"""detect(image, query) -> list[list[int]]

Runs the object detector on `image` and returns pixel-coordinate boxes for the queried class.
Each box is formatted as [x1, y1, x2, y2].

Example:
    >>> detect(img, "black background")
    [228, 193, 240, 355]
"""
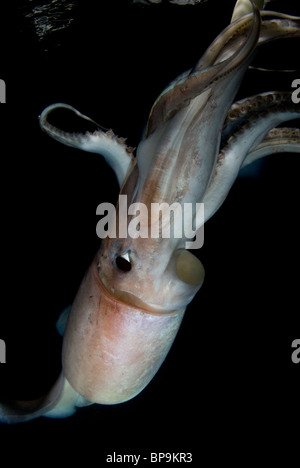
[0, 0, 299, 464]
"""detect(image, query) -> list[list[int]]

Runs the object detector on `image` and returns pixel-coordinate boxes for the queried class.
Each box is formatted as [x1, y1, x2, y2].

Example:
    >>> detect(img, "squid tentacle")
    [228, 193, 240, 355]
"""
[146, 1, 261, 136]
[202, 93, 300, 222]
[146, 8, 300, 137]
[40, 103, 135, 187]
[0, 373, 93, 424]
[243, 127, 300, 165]
[222, 92, 298, 143]
[231, 0, 266, 23]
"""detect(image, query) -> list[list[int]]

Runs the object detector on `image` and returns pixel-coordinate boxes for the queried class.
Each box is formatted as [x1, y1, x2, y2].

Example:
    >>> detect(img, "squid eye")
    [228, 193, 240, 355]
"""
[115, 252, 132, 272]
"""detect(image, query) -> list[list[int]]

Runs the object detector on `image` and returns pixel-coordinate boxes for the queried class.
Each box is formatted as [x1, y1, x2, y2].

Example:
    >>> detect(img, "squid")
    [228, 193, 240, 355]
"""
[1, 0, 299, 423]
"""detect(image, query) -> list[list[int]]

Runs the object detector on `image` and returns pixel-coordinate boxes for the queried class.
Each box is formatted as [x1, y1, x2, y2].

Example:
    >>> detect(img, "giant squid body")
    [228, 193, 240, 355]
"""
[1, 0, 299, 422]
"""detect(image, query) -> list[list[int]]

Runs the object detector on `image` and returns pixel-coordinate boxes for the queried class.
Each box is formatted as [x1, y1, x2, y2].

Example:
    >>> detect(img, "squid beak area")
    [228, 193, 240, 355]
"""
[62, 258, 185, 405]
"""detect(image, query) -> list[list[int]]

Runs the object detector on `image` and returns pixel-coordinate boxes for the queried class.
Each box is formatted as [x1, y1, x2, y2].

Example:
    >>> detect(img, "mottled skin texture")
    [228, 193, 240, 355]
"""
[62, 256, 185, 404]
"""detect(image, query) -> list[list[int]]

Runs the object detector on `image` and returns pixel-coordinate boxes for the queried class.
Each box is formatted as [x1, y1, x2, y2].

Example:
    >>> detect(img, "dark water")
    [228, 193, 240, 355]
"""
[0, 0, 299, 463]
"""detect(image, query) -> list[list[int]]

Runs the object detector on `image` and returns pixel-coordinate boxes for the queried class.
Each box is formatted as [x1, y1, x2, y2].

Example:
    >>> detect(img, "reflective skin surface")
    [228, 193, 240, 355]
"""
[0, 0, 299, 424]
